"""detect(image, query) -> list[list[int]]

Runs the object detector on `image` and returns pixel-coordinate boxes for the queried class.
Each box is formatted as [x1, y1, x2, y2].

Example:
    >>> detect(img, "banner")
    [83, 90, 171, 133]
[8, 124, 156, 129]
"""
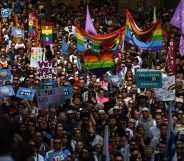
[75, 22, 125, 54]
[125, 9, 162, 51]
[63, 85, 73, 99]
[36, 86, 65, 109]
[38, 80, 57, 89]
[136, 69, 162, 88]
[154, 75, 175, 101]
[16, 87, 36, 100]
[166, 40, 175, 75]
[108, 74, 123, 85]
[42, 22, 53, 45]
[30, 47, 44, 68]
[1, 8, 11, 18]
[11, 27, 24, 38]
[0, 86, 15, 98]
[0, 69, 11, 81]
[81, 49, 116, 77]
[37, 60, 57, 80]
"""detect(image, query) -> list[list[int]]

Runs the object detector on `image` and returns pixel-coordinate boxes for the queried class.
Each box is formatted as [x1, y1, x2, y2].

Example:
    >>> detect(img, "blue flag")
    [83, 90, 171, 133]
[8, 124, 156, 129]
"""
[1, 8, 11, 18]
[0, 69, 11, 81]
[0, 86, 15, 98]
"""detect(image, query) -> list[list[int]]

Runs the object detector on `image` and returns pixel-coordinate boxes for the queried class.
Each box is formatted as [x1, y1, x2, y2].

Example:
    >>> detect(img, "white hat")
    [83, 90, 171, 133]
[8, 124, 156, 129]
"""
[176, 98, 184, 103]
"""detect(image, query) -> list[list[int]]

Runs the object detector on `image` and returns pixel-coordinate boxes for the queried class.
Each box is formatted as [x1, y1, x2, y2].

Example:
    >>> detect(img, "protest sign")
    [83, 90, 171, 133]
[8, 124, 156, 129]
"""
[1, 8, 11, 18]
[38, 80, 57, 89]
[30, 47, 44, 68]
[36, 86, 65, 109]
[63, 85, 73, 99]
[154, 75, 175, 101]
[37, 60, 57, 79]
[0, 86, 15, 98]
[16, 87, 36, 100]
[0, 69, 11, 81]
[11, 27, 24, 38]
[108, 74, 123, 85]
[136, 69, 162, 88]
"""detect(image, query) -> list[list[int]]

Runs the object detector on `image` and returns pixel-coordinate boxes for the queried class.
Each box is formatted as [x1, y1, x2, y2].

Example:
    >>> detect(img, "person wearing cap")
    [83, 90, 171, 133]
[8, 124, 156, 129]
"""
[63, 110, 79, 133]
[96, 110, 106, 128]
[175, 97, 184, 111]
[136, 107, 156, 137]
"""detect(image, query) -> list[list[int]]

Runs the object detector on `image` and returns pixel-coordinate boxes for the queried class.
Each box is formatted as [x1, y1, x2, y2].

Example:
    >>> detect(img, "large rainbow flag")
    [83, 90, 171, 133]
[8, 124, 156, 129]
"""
[125, 9, 162, 51]
[75, 22, 125, 54]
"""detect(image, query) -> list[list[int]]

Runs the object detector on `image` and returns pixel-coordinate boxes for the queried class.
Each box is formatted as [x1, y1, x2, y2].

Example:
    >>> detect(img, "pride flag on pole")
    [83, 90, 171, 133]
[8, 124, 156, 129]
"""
[125, 9, 162, 51]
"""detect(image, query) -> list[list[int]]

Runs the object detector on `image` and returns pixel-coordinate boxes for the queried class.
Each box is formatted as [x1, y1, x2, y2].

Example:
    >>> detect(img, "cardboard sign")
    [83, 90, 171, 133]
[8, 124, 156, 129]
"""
[0, 86, 15, 98]
[36, 86, 65, 109]
[63, 85, 73, 99]
[0, 69, 11, 81]
[16, 87, 36, 100]
[136, 69, 162, 88]
[11, 27, 24, 38]
[1, 8, 11, 18]
[108, 74, 123, 85]
[37, 60, 57, 80]
[38, 80, 57, 89]
[30, 47, 44, 68]
[154, 75, 175, 101]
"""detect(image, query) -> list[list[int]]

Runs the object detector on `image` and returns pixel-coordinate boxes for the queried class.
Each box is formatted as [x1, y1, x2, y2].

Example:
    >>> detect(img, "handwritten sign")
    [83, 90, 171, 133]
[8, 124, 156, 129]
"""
[37, 60, 57, 80]
[0, 69, 11, 81]
[16, 87, 36, 100]
[1, 8, 11, 18]
[36, 86, 65, 109]
[154, 75, 175, 101]
[63, 85, 73, 99]
[30, 47, 44, 68]
[0, 86, 15, 98]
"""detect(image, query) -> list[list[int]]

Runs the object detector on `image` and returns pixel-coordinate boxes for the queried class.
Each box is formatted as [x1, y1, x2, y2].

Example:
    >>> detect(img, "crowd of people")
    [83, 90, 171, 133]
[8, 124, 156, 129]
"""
[0, 0, 184, 161]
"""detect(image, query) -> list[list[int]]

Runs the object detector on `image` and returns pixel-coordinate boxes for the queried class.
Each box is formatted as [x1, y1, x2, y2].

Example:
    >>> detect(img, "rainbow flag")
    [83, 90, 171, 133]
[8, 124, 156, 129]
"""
[125, 9, 162, 51]
[29, 13, 36, 37]
[41, 22, 53, 45]
[75, 22, 125, 54]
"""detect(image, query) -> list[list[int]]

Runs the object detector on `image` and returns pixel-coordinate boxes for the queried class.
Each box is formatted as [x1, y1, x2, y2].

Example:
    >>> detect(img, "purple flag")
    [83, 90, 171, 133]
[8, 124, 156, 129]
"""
[85, 5, 97, 35]
[170, 0, 184, 56]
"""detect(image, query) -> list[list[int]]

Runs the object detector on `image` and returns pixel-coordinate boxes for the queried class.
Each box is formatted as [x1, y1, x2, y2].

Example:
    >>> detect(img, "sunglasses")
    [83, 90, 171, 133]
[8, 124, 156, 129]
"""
[142, 110, 148, 113]
[54, 142, 61, 144]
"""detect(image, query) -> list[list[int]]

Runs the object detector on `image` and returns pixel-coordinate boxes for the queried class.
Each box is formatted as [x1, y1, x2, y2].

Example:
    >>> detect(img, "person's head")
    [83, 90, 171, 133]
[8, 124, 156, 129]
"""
[126, 77, 133, 86]
[34, 130, 43, 143]
[160, 124, 168, 137]
[75, 141, 84, 152]
[145, 146, 154, 158]
[90, 74, 97, 83]
[94, 143, 103, 153]
[49, 107, 57, 119]
[128, 119, 136, 130]
[108, 115, 117, 128]
[55, 123, 64, 136]
[61, 133, 69, 145]
[155, 115, 163, 127]
[141, 107, 150, 119]
[114, 153, 124, 161]
[98, 110, 105, 120]
[53, 137, 62, 151]
[176, 141, 184, 154]
[134, 109, 141, 120]
[158, 141, 166, 153]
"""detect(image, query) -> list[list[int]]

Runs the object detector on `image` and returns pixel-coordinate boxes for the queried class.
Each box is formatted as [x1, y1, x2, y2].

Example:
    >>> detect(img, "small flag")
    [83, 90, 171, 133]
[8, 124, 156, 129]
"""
[85, 5, 97, 35]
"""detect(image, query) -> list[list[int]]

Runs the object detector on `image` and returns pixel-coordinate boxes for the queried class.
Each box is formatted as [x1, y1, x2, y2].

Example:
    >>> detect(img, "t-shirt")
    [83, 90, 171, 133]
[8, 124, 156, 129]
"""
[45, 149, 71, 161]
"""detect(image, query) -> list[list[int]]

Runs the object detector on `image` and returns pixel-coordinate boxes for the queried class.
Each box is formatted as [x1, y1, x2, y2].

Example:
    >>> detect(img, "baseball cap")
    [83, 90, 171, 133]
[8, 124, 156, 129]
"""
[142, 107, 149, 112]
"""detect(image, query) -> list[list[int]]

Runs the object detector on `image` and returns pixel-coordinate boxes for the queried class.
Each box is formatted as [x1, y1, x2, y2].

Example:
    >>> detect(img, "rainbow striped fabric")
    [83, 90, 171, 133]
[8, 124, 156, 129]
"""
[29, 13, 36, 37]
[41, 22, 53, 45]
[75, 22, 125, 54]
[125, 9, 162, 51]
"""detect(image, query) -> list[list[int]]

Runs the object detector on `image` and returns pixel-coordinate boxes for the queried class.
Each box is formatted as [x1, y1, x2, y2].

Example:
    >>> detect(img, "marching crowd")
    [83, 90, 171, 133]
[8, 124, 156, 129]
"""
[0, 0, 184, 161]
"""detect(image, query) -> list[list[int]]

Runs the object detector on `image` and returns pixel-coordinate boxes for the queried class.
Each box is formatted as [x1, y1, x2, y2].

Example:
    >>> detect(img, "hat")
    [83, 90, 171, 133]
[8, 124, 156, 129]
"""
[142, 107, 150, 112]
[113, 106, 120, 110]
[129, 46, 136, 53]
[66, 110, 75, 114]
[176, 98, 184, 103]
[98, 110, 105, 114]
[179, 130, 184, 135]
